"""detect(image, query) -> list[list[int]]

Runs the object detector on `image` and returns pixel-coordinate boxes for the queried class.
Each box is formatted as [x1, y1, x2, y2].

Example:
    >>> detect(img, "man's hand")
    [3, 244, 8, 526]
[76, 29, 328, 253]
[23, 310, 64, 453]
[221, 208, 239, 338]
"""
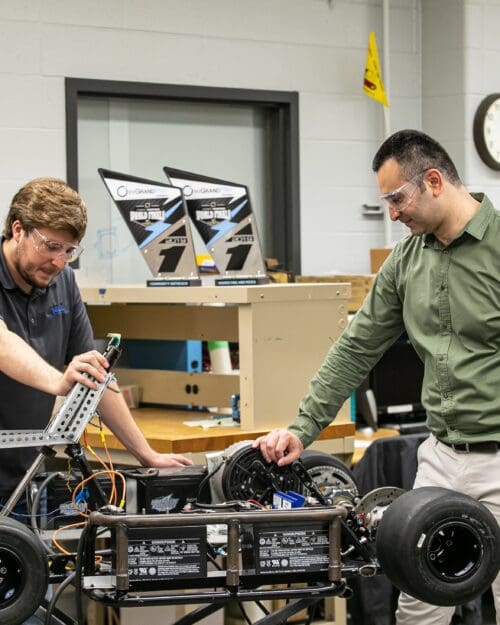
[146, 451, 193, 467]
[252, 428, 304, 466]
[0, 320, 111, 397]
[54, 350, 109, 396]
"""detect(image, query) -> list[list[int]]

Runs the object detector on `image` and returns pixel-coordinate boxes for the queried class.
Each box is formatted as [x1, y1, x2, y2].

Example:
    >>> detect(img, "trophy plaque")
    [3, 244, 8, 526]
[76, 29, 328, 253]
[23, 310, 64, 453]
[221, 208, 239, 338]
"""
[99, 169, 200, 286]
[163, 167, 268, 286]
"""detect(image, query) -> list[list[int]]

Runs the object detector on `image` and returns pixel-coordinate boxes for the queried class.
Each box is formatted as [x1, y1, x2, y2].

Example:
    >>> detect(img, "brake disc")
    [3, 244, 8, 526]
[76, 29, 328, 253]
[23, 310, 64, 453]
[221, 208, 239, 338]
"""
[354, 486, 406, 515]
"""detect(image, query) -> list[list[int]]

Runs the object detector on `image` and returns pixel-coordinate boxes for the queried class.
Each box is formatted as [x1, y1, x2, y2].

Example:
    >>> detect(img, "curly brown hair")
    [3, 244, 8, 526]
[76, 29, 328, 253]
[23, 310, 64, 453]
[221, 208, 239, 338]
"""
[3, 177, 87, 240]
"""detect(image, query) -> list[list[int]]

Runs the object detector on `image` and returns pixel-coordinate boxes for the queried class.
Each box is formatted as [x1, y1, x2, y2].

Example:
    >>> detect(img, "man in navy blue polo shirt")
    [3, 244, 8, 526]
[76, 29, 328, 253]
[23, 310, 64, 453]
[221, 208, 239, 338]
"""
[0, 177, 192, 503]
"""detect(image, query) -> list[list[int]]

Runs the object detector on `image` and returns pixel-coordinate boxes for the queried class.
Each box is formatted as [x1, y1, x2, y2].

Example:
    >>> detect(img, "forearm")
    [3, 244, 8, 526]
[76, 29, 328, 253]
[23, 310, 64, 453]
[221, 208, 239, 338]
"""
[97, 388, 158, 466]
[289, 261, 405, 447]
[0, 321, 62, 394]
[288, 320, 386, 447]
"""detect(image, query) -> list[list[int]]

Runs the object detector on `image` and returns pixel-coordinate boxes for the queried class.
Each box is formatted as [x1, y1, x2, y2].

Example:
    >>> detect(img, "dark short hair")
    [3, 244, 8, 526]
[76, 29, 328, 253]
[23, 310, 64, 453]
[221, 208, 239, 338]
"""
[372, 129, 461, 185]
[4, 177, 87, 240]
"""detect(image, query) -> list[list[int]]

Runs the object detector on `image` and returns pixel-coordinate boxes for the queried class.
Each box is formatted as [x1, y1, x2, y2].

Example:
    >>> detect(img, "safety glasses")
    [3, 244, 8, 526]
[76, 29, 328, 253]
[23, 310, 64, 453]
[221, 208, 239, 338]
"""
[29, 228, 84, 263]
[380, 173, 424, 213]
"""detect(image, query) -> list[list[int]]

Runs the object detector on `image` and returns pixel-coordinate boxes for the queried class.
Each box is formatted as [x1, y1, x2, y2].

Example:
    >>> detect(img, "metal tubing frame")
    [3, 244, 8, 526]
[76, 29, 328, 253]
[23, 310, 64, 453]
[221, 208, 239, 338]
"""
[88, 583, 344, 608]
[86, 506, 348, 605]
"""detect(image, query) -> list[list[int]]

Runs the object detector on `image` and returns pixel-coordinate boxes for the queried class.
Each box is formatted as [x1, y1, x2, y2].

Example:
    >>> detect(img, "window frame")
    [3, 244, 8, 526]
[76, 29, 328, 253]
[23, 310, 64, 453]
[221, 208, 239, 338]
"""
[65, 77, 301, 274]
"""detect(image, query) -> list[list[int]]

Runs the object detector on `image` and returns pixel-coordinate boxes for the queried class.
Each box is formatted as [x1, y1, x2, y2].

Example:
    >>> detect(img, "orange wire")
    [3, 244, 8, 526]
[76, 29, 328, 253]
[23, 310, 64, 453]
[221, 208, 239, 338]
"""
[99, 423, 117, 504]
[71, 470, 127, 518]
[51, 520, 86, 555]
[51, 520, 103, 563]
[51, 468, 126, 559]
[82, 430, 118, 505]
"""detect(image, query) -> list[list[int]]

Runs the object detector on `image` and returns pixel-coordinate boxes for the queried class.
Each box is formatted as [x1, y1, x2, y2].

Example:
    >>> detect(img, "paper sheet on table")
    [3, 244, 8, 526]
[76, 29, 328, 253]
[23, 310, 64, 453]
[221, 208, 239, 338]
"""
[183, 417, 238, 429]
[354, 439, 373, 449]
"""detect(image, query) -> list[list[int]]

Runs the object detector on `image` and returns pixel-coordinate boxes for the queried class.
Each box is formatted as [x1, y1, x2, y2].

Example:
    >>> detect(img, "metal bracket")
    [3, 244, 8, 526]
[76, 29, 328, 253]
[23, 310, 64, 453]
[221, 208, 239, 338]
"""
[0, 372, 116, 449]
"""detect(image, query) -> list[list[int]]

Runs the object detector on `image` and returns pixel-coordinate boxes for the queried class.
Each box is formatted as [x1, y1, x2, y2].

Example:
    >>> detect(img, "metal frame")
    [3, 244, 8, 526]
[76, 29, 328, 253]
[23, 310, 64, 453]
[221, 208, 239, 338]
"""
[77, 506, 356, 625]
[65, 77, 301, 274]
[0, 337, 121, 516]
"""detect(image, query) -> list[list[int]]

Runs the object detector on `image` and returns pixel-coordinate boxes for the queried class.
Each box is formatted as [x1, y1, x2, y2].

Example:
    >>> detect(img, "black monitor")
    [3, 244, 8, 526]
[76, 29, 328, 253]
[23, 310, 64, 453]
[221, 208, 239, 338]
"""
[356, 333, 425, 429]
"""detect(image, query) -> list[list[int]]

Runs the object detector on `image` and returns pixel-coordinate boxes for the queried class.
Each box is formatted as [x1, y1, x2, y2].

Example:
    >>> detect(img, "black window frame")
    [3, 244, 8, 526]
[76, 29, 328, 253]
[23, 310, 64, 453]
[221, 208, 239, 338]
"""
[65, 77, 301, 274]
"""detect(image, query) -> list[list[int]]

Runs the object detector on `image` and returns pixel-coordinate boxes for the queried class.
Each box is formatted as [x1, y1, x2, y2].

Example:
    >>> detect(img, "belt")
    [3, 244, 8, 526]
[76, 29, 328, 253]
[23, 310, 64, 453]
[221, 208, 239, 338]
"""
[439, 440, 499, 453]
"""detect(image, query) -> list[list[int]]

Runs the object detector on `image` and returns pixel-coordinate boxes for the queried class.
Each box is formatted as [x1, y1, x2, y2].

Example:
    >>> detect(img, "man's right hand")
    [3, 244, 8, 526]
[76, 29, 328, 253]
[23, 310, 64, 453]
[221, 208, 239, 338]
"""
[252, 428, 304, 466]
[54, 350, 109, 396]
[0, 322, 111, 397]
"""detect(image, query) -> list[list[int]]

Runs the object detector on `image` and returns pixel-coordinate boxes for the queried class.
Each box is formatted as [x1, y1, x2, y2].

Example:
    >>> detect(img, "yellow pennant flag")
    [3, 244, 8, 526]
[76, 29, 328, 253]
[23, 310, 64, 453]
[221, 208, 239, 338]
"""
[363, 31, 389, 107]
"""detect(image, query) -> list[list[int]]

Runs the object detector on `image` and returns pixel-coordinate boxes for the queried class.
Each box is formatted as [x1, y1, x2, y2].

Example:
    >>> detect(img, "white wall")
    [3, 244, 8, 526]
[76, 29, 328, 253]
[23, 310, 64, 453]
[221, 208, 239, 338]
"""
[422, 0, 500, 206]
[463, 0, 500, 204]
[4, 0, 492, 278]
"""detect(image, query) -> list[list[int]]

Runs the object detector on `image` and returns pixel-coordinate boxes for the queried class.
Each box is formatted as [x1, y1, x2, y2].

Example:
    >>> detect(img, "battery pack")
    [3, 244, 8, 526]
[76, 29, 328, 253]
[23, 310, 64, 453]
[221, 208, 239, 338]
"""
[254, 522, 329, 574]
[133, 465, 209, 514]
[128, 525, 207, 590]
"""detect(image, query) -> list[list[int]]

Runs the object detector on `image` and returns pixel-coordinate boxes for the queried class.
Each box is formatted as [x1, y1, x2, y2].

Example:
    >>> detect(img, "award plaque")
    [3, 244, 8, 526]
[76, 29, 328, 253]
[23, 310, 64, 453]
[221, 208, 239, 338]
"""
[99, 169, 200, 286]
[163, 167, 269, 286]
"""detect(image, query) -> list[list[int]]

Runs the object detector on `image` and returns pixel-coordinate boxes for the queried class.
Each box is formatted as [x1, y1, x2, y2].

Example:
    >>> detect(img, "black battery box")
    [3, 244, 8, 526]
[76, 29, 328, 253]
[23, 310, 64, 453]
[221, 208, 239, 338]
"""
[34, 472, 114, 529]
[35, 465, 208, 528]
[127, 525, 208, 590]
[130, 465, 209, 514]
[252, 522, 330, 574]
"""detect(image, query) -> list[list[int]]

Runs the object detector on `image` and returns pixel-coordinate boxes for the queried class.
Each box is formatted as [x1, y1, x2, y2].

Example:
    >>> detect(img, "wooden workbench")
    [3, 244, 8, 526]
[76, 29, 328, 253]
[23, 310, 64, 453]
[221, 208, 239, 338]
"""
[85, 406, 355, 456]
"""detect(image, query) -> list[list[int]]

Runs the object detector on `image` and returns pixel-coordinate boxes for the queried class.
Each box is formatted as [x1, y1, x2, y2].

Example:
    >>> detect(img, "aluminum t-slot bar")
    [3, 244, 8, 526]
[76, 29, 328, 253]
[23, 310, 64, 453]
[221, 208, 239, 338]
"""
[0, 372, 116, 449]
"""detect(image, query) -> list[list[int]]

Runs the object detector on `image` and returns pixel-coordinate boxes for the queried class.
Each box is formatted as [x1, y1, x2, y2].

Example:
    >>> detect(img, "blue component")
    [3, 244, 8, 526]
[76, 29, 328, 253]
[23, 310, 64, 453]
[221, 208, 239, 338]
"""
[231, 394, 240, 423]
[75, 488, 90, 503]
[272, 490, 305, 509]
[350, 392, 357, 422]
[120, 339, 202, 372]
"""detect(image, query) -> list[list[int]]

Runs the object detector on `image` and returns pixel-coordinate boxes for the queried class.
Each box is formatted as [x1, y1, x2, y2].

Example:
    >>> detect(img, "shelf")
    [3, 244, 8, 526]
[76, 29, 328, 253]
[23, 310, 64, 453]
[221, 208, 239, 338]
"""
[82, 283, 351, 432]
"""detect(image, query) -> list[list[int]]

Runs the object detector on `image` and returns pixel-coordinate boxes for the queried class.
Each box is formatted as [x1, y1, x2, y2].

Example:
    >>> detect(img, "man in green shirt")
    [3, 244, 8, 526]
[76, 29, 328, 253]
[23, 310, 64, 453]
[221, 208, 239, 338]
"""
[253, 129, 500, 624]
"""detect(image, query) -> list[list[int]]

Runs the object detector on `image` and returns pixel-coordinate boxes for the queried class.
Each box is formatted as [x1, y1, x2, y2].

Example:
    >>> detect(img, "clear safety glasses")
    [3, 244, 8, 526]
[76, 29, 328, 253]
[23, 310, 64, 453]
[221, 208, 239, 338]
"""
[380, 173, 424, 213]
[29, 228, 84, 263]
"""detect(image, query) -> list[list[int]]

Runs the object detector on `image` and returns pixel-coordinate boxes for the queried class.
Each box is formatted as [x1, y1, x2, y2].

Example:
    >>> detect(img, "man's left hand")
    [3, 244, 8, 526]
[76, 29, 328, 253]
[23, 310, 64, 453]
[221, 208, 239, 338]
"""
[146, 452, 193, 467]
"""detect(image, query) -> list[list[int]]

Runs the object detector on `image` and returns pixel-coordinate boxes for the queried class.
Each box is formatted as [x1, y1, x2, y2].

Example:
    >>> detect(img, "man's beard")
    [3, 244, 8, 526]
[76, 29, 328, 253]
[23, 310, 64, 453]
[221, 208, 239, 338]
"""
[14, 246, 58, 289]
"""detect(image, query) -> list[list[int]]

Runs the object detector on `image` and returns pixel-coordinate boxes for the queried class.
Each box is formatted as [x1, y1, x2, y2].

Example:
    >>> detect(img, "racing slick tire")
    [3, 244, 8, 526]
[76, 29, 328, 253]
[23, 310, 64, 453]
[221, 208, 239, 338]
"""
[376, 487, 500, 606]
[0, 515, 49, 625]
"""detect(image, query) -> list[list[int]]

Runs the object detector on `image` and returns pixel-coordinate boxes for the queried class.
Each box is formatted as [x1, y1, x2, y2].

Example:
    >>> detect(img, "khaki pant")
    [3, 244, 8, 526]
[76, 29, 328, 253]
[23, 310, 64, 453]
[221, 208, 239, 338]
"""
[396, 434, 500, 625]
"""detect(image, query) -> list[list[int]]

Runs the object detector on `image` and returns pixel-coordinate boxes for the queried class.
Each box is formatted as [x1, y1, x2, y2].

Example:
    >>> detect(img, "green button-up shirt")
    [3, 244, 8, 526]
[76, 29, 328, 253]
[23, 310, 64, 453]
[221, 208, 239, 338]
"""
[289, 194, 500, 447]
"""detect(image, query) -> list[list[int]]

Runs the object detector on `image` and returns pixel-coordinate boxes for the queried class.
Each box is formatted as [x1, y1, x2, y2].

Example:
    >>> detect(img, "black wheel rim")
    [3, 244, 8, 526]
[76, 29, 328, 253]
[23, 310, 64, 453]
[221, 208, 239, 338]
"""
[0, 546, 24, 607]
[425, 520, 482, 582]
[222, 446, 297, 504]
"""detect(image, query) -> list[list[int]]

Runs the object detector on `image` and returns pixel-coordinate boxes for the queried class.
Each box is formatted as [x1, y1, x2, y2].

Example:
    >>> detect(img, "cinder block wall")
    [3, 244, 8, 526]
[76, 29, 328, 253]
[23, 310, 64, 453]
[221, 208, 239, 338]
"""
[422, 0, 500, 210]
[0, 1, 496, 276]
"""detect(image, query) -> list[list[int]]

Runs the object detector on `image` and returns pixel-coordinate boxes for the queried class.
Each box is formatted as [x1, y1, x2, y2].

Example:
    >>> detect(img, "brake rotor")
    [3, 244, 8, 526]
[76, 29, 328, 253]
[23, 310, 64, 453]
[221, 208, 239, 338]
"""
[354, 486, 406, 515]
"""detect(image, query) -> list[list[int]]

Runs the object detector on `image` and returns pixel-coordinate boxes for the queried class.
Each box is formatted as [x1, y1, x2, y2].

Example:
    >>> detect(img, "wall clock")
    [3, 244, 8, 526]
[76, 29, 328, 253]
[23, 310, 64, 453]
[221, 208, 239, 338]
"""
[473, 93, 500, 170]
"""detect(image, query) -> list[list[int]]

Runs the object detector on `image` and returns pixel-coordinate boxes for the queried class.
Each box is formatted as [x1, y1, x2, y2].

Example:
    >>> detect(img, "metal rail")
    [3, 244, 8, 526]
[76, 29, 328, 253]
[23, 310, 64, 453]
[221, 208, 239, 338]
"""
[87, 505, 348, 601]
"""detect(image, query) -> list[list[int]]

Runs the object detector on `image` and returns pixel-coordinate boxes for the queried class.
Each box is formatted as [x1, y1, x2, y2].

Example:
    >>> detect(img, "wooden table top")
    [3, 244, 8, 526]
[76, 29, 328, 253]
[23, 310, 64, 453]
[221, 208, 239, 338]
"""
[85, 407, 355, 454]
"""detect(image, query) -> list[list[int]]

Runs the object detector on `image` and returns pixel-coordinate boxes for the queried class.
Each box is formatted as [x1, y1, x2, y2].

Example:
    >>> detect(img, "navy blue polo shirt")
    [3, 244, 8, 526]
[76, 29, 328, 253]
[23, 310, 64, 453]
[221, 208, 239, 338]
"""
[0, 238, 94, 494]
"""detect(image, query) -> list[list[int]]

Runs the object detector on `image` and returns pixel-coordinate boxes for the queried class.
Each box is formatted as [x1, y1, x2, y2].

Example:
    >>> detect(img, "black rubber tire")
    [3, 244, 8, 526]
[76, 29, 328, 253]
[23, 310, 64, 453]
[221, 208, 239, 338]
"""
[0, 515, 49, 625]
[376, 487, 500, 606]
[300, 450, 359, 497]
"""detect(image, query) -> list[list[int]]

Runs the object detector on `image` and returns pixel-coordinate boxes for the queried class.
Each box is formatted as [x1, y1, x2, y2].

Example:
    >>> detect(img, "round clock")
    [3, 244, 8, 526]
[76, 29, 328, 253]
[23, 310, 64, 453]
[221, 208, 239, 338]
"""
[473, 93, 500, 170]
